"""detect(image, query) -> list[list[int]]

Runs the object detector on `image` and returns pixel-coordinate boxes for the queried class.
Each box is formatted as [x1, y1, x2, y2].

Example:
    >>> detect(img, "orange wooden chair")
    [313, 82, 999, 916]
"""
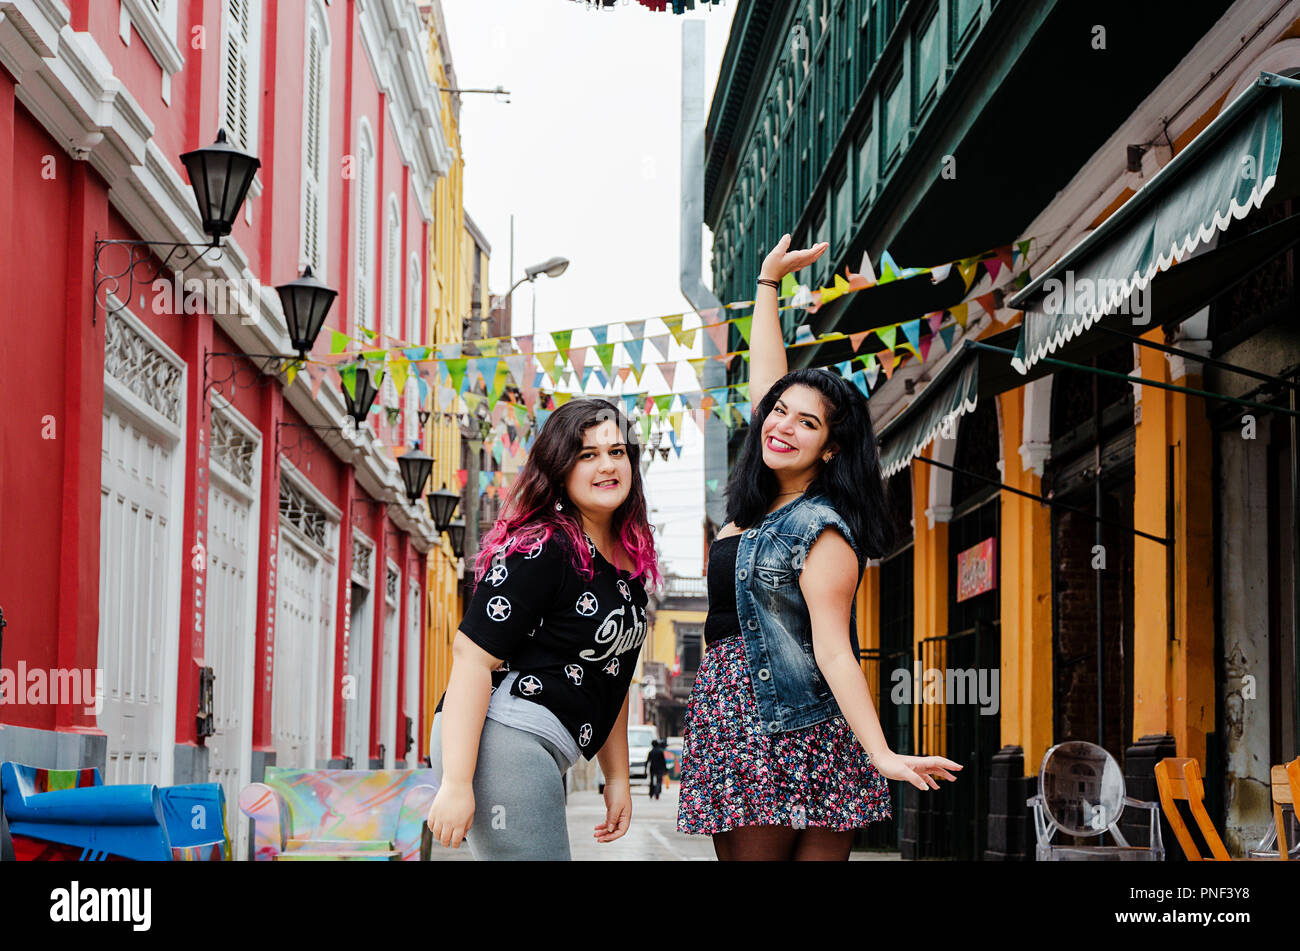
[1154, 757, 1275, 861]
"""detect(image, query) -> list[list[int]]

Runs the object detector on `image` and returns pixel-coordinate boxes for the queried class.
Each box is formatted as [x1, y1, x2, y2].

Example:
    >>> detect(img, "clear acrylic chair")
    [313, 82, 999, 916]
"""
[1028, 740, 1165, 860]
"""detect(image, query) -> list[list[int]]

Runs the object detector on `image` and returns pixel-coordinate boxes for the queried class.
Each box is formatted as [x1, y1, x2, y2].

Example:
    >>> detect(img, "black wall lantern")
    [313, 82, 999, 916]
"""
[95, 129, 261, 326]
[180, 129, 262, 244]
[343, 366, 381, 425]
[426, 485, 460, 532]
[398, 449, 434, 503]
[447, 518, 466, 559]
[277, 265, 338, 359]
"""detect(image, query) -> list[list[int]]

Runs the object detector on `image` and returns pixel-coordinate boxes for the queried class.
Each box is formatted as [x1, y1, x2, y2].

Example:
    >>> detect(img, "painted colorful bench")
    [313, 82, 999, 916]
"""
[238, 767, 437, 861]
[0, 761, 229, 861]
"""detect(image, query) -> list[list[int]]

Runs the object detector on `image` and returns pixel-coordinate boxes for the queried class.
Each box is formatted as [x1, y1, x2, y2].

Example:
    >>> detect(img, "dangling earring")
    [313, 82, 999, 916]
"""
[555, 500, 564, 512]
[823, 453, 834, 463]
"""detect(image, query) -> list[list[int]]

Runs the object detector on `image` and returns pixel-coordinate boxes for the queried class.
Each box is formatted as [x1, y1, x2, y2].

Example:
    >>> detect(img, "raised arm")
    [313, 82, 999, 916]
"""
[750, 234, 829, 410]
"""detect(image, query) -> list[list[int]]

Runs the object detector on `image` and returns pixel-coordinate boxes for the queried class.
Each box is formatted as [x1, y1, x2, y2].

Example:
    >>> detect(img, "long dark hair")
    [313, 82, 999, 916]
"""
[724, 368, 893, 559]
[474, 397, 660, 588]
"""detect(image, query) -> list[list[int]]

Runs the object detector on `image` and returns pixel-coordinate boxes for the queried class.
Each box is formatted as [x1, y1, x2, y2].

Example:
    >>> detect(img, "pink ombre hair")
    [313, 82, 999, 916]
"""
[472, 398, 661, 591]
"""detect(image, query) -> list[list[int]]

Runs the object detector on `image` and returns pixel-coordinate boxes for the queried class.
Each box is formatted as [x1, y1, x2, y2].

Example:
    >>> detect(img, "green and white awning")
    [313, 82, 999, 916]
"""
[1009, 71, 1300, 374]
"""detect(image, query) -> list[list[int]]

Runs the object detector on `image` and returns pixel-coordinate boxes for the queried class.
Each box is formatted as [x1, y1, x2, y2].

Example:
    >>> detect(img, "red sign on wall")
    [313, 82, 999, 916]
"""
[956, 537, 997, 602]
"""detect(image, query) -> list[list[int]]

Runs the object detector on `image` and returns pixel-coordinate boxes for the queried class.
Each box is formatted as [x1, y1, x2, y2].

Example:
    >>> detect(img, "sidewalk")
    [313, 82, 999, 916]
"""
[427, 782, 903, 861]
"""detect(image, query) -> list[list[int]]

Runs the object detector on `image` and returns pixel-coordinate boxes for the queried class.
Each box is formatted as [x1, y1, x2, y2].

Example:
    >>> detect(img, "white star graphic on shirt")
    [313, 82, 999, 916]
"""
[518, 675, 542, 696]
[584, 533, 596, 557]
[575, 592, 598, 616]
[617, 579, 631, 601]
[564, 664, 584, 685]
[603, 657, 620, 676]
[578, 723, 593, 747]
[486, 563, 509, 587]
[525, 539, 544, 559]
[486, 596, 511, 621]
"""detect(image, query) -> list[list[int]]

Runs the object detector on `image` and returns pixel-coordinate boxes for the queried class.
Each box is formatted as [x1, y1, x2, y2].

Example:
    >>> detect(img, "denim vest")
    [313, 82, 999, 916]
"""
[735, 492, 864, 734]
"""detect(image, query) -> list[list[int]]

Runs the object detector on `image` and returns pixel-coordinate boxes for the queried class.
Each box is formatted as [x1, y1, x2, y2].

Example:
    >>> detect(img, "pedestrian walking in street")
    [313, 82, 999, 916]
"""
[676, 234, 962, 861]
[427, 398, 661, 859]
[648, 739, 668, 800]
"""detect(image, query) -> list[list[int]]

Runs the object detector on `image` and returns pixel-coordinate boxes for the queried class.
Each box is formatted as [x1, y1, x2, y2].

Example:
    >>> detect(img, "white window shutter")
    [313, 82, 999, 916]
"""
[407, 254, 421, 345]
[301, 12, 324, 273]
[223, 0, 254, 151]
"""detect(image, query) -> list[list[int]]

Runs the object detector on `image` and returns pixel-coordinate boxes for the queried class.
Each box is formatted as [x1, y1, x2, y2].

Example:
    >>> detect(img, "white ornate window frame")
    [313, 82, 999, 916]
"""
[119, 0, 185, 104]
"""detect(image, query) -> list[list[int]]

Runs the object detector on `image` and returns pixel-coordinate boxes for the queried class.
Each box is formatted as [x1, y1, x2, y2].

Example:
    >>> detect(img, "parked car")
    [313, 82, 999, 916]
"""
[597, 724, 660, 793]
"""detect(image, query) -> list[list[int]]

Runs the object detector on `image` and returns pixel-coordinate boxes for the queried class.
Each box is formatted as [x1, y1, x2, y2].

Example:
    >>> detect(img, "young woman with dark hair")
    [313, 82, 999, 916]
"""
[676, 234, 962, 861]
[426, 397, 660, 860]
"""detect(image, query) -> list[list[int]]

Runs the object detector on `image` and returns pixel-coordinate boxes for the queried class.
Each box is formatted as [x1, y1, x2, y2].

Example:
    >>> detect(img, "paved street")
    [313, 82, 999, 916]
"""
[427, 781, 902, 861]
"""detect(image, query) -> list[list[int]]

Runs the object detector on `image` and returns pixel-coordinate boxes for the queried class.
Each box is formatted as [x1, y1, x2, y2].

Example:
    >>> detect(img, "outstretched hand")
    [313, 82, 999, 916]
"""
[871, 751, 963, 791]
[759, 233, 829, 282]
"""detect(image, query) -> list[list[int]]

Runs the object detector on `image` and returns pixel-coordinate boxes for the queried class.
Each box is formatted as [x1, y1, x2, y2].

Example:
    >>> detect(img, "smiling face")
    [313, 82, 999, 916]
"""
[564, 418, 632, 520]
[760, 383, 835, 477]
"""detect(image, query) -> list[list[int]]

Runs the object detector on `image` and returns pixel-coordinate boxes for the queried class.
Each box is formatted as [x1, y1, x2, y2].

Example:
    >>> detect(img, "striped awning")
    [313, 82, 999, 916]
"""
[1008, 71, 1300, 374]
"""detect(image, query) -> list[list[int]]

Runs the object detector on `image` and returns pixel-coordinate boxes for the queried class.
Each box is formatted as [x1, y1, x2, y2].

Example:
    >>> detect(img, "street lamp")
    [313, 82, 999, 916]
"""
[179, 129, 261, 244]
[446, 519, 466, 559]
[397, 450, 434, 503]
[426, 485, 460, 533]
[276, 265, 337, 360]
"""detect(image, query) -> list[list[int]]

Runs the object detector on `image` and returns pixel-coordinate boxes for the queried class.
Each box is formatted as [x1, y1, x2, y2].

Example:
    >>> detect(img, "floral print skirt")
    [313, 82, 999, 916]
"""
[676, 633, 892, 834]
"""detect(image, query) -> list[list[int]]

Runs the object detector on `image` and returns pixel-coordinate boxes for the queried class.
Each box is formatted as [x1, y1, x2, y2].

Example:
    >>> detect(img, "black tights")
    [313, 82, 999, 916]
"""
[712, 825, 854, 861]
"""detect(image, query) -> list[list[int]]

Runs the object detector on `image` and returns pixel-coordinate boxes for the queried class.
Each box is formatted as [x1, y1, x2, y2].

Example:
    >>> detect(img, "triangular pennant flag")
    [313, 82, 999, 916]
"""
[704, 320, 729, 357]
[878, 250, 901, 283]
[630, 363, 646, 385]
[488, 361, 511, 408]
[686, 356, 710, 385]
[624, 337, 646, 374]
[359, 326, 379, 342]
[929, 263, 953, 284]
[515, 334, 534, 354]
[780, 273, 798, 297]
[918, 335, 932, 362]
[662, 314, 687, 347]
[445, 357, 468, 393]
[285, 361, 300, 388]
[594, 342, 615, 377]
[794, 324, 815, 345]
[956, 259, 979, 291]
[471, 356, 496, 390]
[733, 316, 753, 345]
[658, 361, 676, 391]
[975, 292, 997, 318]
[864, 353, 879, 390]
[899, 319, 922, 358]
[833, 273, 851, 295]
[330, 329, 351, 354]
[625, 320, 647, 342]
[653, 394, 675, 416]
[536, 408, 553, 432]
[984, 258, 1003, 283]
[590, 325, 608, 346]
[706, 478, 719, 493]
[617, 366, 632, 383]
[536, 350, 561, 385]
[580, 364, 595, 391]
[851, 369, 870, 398]
[477, 339, 499, 357]
[880, 354, 897, 380]
[552, 391, 573, 407]
[875, 324, 897, 351]
[339, 363, 358, 400]
[551, 329, 573, 364]
[312, 366, 326, 399]
[939, 324, 956, 351]
[996, 245, 1015, 269]
[649, 333, 672, 360]
[735, 400, 751, 420]
[928, 312, 944, 335]
[849, 331, 870, 353]
[1016, 239, 1033, 265]
[668, 411, 684, 441]
[790, 284, 814, 308]
[504, 354, 529, 386]
[950, 302, 970, 329]
[858, 250, 877, 283]
[568, 346, 587, 380]
[389, 359, 410, 396]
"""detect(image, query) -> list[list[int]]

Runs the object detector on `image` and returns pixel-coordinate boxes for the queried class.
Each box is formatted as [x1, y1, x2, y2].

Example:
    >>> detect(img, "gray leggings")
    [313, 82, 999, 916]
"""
[428, 711, 573, 860]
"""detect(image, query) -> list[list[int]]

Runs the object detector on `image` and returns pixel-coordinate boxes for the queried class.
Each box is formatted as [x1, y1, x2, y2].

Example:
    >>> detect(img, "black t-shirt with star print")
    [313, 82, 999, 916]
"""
[433, 531, 650, 760]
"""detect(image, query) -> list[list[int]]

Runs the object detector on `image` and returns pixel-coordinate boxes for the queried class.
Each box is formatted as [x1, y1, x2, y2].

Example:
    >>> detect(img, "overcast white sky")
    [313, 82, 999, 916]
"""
[441, 0, 738, 577]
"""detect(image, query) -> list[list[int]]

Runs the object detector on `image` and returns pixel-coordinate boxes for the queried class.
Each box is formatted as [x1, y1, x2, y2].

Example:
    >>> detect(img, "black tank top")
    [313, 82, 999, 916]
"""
[702, 533, 742, 646]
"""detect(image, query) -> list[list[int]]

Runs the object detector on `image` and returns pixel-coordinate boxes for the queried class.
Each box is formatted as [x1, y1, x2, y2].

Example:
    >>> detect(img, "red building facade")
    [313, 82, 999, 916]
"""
[0, 0, 450, 855]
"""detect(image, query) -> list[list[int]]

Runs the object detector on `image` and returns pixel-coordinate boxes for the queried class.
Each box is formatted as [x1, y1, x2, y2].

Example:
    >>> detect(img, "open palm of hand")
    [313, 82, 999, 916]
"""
[872, 751, 963, 791]
[759, 233, 829, 282]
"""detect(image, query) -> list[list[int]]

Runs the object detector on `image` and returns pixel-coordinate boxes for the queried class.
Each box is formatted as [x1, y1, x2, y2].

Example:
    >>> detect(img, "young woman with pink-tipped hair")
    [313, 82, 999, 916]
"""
[425, 397, 660, 860]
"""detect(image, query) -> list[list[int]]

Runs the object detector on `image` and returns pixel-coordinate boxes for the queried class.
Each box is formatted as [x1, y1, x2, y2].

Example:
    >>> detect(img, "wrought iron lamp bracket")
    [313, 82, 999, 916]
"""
[93, 234, 225, 326]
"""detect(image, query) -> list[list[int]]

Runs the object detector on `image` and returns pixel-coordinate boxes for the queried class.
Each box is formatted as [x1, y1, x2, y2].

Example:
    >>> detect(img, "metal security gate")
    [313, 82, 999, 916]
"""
[98, 311, 185, 787]
[204, 406, 259, 859]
